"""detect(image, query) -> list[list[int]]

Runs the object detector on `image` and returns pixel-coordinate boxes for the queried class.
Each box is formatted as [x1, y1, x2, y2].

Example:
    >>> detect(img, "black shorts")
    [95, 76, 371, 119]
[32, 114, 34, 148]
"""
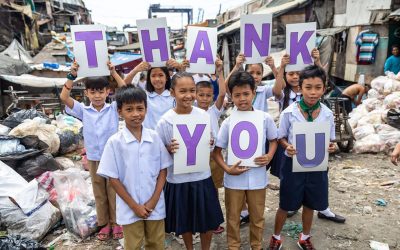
[279, 156, 329, 211]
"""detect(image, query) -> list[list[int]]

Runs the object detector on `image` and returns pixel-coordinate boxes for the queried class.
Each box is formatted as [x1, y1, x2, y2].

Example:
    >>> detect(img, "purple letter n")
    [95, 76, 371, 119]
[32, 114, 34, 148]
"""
[177, 124, 206, 166]
[231, 121, 258, 159]
[289, 31, 314, 64]
[140, 28, 169, 62]
[244, 23, 271, 57]
[74, 31, 103, 68]
[295, 133, 325, 168]
[189, 31, 214, 64]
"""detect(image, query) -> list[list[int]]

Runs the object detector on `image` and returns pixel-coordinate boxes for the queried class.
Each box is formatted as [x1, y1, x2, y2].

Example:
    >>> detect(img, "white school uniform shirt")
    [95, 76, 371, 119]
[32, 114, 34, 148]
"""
[207, 104, 224, 142]
[97, 126, 173, 225]
[278, 102, 335, 157]
[279, 89, 302, 112]
[216, 111, 278, 190]
[65, 100, 119, 161]
[156, 107, 211, 184]
[144, 90, 174, 130]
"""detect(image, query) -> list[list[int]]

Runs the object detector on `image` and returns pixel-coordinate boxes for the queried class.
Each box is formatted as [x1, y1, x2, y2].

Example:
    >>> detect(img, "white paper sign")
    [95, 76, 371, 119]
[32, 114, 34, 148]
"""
[173, 113, 211, 174]
[293, 122, 330, 172]
[186, 26, 217, 74]
[228, 110, 264, 167]
[137, 18, 171, 67]
[285, 22, 316, 72]
[240, 14, 272, 64]
[71, 25, 109, 77]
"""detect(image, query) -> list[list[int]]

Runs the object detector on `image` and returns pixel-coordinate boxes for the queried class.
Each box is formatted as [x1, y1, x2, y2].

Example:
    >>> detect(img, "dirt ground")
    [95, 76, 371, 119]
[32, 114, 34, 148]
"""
[44, 152, 400, 250]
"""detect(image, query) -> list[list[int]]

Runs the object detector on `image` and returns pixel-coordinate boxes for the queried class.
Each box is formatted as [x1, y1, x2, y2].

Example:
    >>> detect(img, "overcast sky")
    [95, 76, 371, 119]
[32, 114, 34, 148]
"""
[83, 0, 250, 29]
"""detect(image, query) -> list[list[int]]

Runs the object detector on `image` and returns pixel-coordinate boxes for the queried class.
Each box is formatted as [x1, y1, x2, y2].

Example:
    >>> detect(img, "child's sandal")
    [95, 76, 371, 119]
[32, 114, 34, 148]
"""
[97, 225, 111, 241]
[112, 225, 124, 240]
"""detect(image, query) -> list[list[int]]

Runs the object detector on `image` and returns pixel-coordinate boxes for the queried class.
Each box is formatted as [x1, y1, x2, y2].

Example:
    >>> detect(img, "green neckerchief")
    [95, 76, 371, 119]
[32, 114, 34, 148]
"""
[299, 98, 320, 122]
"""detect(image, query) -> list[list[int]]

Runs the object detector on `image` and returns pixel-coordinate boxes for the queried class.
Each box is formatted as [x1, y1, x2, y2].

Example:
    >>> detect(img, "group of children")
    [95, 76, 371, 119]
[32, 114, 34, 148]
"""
[60, 49, 342, 250]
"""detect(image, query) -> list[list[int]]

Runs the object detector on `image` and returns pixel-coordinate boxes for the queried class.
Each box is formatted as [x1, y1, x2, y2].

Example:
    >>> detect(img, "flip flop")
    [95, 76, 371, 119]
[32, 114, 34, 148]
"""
[213, 226, 225, 234]
[97, 225, 111, 241]
[112, 225, 124, 240]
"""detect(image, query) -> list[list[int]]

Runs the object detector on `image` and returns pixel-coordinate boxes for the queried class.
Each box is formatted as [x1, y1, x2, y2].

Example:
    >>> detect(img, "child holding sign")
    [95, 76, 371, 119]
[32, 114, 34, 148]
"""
[97, 86, 172, 250]
[268, 65, 336, 250]
[60, 61, 126, 240]
[213, 71, 278, 250]
[156, 72, 224, 250]
[195, 58, 226, 234]
[124, 60, 178, 129]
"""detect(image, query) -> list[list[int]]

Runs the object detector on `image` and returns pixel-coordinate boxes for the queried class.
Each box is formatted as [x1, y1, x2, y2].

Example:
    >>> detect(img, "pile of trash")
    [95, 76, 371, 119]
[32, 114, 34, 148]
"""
[349, 72, 400, 153]
[0, 111, 94, 248]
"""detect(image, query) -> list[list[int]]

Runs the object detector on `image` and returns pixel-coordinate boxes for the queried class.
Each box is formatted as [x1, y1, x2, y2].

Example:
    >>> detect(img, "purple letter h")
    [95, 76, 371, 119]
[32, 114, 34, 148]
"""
[141, 28, 169, 62]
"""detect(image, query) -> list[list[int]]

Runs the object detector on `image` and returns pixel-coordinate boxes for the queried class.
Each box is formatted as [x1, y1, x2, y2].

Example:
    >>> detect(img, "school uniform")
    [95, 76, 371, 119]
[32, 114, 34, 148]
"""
[144, 90, 174, 130]
[97, 127, 173, 250]
[65, 99, 119, 226]
[156, 106, 224, 235]
[216, 110, 277, 250]
[208, 104, 225, 189]
[278, 102, 335, 211]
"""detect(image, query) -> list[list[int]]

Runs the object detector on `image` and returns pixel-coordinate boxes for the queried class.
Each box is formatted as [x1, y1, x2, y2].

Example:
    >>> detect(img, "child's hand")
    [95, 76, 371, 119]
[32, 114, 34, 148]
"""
[311, 48, 320, 61]
[227, 160, 249, 175]
[70, 61, 79, 77]
[264, 56, 275, 68]
[286, 144, 297, 156]
[328, 142, 336, 153]
[135, 61, 151, 72]
[215, 56, 223, 73]
[180, 58, 190, 71]
[254, 154, 271, 166]
[280, 54, 290, 68]
[132, 204, 150, 219]
[166, 58, 180, 69]
[144, 199, 157, 213]
[235, 53, 245, 69]
[167, 139, 179, 154]
[107, 61, 116, 73]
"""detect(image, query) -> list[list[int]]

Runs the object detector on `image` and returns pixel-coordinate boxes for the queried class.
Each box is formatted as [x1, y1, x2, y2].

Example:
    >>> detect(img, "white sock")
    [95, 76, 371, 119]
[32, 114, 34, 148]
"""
[300, 233, 310, 241]
[240, 210, 249, 217]
[319, 208, 335, 217]
[273, 234, 281, 240]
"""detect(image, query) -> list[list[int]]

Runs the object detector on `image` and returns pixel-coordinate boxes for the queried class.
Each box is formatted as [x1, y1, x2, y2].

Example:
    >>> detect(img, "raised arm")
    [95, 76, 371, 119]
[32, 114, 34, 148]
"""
[225, 53, 245, 95]
[108, 61, 126, 88]
[60, 61, 78, 109]
[312, 48, 323, 68]
[265, 56, 278, 78]
[215, 57, 227, 110]
[123, 61, 151, 84]
[272, 54, 290, 99]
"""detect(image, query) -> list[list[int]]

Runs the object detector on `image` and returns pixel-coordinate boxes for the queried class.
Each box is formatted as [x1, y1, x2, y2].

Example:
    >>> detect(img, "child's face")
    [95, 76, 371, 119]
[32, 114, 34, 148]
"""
[85, 88, 110, 108]
[301, 77, 325, 106]
[246, 64, 263, 86]
[149, 68, 167, 92]
[196, 86, 213, 110]
[285, 71, 300, 88]
[231, 84, 255, 111]
[118, 101, 146, 129]
[171, 77, 196, 110]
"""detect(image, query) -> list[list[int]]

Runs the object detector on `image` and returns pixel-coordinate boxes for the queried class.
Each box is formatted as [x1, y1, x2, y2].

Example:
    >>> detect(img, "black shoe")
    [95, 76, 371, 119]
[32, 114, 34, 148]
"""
[287, 210, 298, 218]
[240, 214, 250, 225]
[317, 212, 346, 223]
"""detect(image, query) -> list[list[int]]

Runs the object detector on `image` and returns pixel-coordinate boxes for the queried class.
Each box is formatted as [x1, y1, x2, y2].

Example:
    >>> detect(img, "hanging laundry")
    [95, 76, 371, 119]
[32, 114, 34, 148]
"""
[355, 30, 379, 64]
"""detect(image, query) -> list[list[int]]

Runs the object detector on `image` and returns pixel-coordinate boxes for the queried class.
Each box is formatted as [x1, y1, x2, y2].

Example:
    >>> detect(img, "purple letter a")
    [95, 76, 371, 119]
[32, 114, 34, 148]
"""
[189, 31, 214, 64]
[295, 133, 325, 168]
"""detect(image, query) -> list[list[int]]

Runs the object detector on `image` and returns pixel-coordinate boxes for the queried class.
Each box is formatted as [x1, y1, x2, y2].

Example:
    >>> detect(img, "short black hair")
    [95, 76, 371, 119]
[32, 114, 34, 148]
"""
[146, 67, 171, 92]
[299, 65, 327, 88]
[392, 44, 399, 50]
[171, 72, 194, 89]
[245, 63, 264, 74]
[116, 85, 147, 109]
[84, 76, 109, 90]
[196, 80, 213, 91]
[228, 70, 255, 94]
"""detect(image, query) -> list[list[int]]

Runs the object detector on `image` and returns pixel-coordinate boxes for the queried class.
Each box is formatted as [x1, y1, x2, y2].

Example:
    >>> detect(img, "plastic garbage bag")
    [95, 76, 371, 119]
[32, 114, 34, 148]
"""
[383, 92, 400, 109]
[9, 120, 60, 154]
[1, 109, 50, 129]
[57, 129, 83, 155]
[387, 109, 400, 130]
[371, 76, 389, 94]
[363, 98, 383, 112]
[353, 134, 386, 153]
[53, 114, 83, 130]
[0, 161, 61, 241]
[357, 110, 385, 127]
[367, 89, 381, 99]
[0, 125, 10, 136]
[16, 153, 61, 182]
[0, 136, 26, 156]
[52, 170, 97, 238]
[353, 125, 376, 141]
[0, 235, 44, 250]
